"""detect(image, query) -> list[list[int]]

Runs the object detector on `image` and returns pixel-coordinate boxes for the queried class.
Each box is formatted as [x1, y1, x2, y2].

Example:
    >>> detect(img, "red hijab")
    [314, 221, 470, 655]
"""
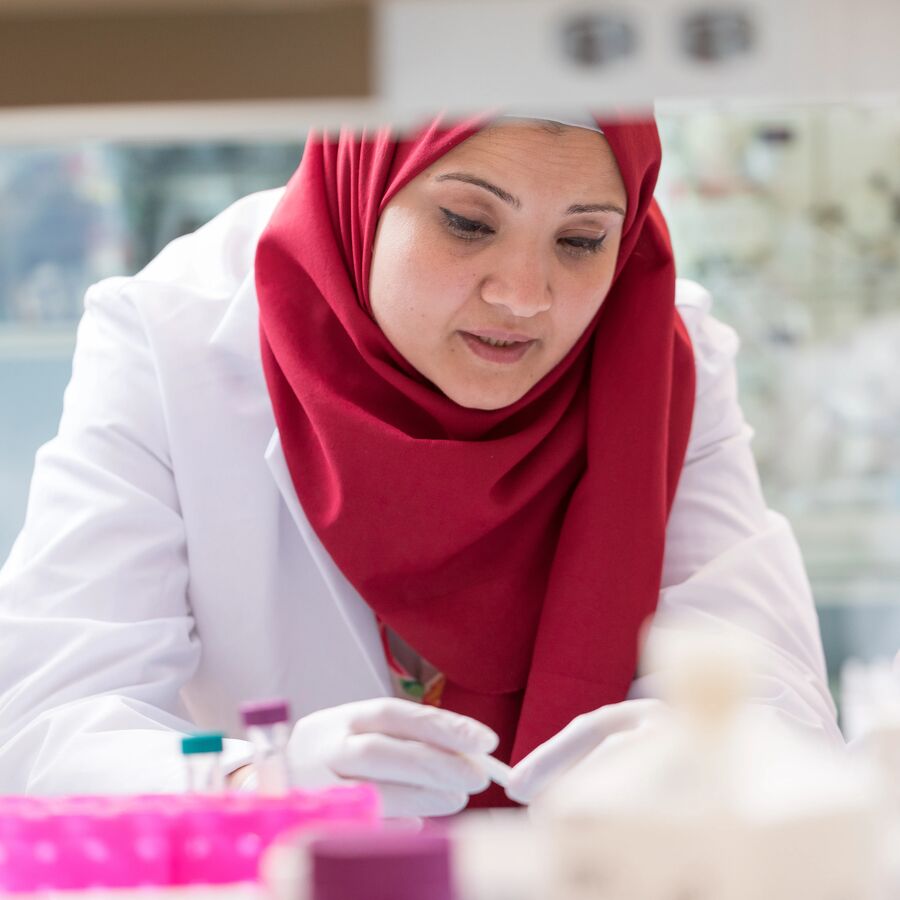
[256, 114, 695, 805]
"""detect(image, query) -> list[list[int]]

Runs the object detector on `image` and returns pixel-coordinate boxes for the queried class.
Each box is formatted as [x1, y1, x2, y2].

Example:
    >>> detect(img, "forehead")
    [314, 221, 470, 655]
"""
[429, 121, 625, 199]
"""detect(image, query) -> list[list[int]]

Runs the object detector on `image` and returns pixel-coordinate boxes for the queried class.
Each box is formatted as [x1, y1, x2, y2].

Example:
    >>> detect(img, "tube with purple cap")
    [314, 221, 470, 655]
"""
[240, 699, 292, 795]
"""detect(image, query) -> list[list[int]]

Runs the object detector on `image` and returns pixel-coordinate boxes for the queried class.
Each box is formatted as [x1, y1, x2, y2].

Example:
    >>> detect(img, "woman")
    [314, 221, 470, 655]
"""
[0, 113, 840, 815]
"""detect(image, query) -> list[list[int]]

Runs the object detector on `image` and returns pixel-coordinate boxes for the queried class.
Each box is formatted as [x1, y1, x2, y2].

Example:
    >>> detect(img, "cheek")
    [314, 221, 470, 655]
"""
[371, 229, 433, 347]
[372, 232, 473, 337]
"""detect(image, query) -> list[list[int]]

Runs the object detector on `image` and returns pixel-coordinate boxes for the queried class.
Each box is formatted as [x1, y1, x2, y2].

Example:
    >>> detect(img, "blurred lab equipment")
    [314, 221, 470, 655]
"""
[182, 733, 226, 795]
[536, 628, 882, 900]
[842, 656, 900, 895]
[240, 700, 293, 796]
[0, 784, 379, 891]
[307, 830, 454, 900]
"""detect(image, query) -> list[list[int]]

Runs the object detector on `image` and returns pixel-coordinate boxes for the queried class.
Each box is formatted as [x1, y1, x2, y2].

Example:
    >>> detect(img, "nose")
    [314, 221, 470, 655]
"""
[479, 246, 553, 318]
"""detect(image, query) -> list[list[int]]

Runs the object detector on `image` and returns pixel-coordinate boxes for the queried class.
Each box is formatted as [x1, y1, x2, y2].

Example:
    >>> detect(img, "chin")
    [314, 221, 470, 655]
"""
[442, 382, 526, 411]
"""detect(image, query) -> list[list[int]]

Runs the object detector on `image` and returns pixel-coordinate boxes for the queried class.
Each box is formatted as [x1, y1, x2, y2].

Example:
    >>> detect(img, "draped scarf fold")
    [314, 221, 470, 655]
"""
[256, 114, 695, 806]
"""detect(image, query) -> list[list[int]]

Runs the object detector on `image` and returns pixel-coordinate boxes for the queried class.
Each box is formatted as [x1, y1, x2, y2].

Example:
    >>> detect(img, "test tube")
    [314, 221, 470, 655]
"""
[239, 699, 292, 795]
[181, 732, 225, 794]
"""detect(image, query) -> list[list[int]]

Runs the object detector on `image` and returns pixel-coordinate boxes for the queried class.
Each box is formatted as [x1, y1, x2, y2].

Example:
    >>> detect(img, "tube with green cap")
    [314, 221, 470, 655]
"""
[181, 732, 225, 794]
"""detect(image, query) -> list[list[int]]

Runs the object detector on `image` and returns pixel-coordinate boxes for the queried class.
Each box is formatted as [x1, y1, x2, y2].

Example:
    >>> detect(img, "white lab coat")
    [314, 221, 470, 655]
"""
[0, 189, 841, 796]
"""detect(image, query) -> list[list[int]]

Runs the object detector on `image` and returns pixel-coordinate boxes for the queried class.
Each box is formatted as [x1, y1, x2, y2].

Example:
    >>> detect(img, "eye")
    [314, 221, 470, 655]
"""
[440, 207, 495, 241]
[560, 235, 607, 257]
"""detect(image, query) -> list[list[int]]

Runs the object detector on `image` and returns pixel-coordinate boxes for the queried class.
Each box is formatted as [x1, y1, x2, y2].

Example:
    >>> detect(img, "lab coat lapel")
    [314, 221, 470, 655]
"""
[265, 430, 391, 696]
[211, 262, 391, 697]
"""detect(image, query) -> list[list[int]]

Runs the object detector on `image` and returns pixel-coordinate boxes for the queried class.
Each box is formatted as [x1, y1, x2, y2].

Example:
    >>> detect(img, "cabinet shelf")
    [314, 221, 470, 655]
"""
[0, 326, 76, 358]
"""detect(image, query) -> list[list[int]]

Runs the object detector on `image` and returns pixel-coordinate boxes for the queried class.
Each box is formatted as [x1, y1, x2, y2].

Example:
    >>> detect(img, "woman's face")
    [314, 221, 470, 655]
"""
[369, 120, 628, 410]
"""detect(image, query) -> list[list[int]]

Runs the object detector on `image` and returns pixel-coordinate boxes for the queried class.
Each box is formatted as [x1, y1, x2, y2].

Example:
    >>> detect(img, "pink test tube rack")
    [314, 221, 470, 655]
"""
[0, 785, 380, 892]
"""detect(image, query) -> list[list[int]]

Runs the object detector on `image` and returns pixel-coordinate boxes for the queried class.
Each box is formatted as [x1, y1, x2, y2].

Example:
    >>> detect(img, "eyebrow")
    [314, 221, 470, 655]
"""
[435, 172, 520, 208]
[433, 171, 625, 217]
[566, 202, 626, 217]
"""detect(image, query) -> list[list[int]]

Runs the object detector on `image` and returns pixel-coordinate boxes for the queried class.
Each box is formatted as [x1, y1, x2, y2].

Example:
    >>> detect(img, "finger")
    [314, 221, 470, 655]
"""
[346, 698, 499, 755]
[478, 754, 512, 788]
[376, 783, 470, 819]
[332, 732, 491, 794]
[578, 722, 655, 767]
[507, 699, 664, 803]
[515, 700, 661, 779]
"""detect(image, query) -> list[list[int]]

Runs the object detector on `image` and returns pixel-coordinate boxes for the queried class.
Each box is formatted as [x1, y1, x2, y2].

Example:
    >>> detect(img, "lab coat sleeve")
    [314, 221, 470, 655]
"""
[0, 279, 253, 793]
[626, 281, 842, 744]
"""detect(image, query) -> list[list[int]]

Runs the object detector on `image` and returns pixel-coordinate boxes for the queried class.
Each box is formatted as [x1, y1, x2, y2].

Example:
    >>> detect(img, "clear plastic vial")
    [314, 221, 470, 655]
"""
[181, 732, 225, 793]
[240, 699, 292, 795]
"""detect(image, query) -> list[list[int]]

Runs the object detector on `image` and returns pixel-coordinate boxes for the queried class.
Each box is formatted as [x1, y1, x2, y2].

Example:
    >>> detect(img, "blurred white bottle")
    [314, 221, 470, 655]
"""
[537, 625, 881, 900]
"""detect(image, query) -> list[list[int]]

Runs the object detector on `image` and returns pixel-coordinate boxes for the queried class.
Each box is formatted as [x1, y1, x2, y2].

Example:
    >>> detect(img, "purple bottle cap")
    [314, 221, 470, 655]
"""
[310, 831, 453, 900]
[239, 699, 290, 727]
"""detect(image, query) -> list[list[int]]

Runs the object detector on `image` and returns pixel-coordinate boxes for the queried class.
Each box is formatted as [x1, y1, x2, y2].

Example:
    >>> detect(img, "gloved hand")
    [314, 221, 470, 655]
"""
[505, 698, 668, 804]
[287, 698, 499, 817]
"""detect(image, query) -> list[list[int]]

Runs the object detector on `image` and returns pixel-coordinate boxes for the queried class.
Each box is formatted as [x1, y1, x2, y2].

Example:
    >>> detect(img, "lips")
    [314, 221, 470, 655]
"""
[465, 329, 537, 345]
[459, 330, 537, 364]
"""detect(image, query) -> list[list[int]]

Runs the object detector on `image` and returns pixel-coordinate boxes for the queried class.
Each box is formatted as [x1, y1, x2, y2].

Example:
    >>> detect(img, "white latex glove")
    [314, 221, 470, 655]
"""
[506, 698, 668, 804]
[287, 698, 499, 818]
